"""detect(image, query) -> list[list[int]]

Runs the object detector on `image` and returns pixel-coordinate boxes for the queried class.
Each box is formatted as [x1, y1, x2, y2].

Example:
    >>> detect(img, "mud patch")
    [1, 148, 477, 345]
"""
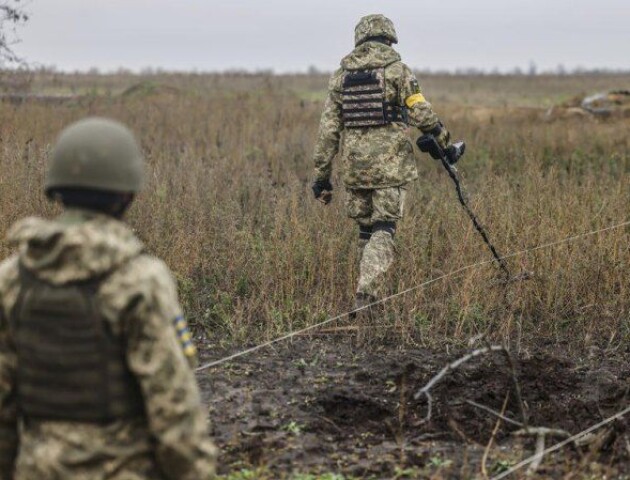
[197, 338, 630, 478]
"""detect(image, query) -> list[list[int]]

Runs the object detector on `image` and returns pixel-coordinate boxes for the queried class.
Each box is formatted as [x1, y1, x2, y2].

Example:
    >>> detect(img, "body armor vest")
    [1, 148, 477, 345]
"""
[341, 67, 407, 128]
[10, 265, 144, 423]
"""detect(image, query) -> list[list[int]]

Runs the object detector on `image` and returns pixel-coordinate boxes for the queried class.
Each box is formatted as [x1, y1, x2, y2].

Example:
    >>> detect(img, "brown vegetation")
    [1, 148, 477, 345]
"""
[1, 72, 629, 350]
[1, 71, 629, 478]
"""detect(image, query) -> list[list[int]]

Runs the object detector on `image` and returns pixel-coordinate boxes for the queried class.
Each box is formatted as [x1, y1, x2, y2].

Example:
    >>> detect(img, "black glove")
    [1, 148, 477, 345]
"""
[417, 134, 466, 166]
[428, 122, 451, 149]
[312, 179, 333, 204]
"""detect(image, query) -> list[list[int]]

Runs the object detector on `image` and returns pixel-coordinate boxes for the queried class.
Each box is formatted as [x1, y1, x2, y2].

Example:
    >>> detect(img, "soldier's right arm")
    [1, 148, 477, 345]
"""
[399, 64, 451, 148]
[0, 308, 18, 480]
[313, 71, 344, 183]
[121, 258, 218, 480]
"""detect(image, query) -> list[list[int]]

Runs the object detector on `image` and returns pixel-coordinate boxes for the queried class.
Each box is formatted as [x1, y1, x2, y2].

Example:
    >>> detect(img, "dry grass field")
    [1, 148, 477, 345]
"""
[1, 71, 629, 478]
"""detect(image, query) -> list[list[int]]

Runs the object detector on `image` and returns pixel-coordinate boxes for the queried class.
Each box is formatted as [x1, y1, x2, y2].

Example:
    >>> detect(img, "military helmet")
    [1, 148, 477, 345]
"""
[354, 14, 398, 46]
[45, 117, 144, 196]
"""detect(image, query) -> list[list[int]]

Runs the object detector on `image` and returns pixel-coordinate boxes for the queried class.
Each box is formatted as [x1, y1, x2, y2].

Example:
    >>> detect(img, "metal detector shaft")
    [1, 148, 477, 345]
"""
[417, 134, 511, 281]
[439, 153, 511, 280]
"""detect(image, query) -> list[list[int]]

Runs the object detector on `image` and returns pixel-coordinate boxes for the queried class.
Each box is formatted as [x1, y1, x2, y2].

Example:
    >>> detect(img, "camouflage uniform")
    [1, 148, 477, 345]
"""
[313, 14, 449, 301]
[0, 118, 217, 480]
[0, 210, 217, 480]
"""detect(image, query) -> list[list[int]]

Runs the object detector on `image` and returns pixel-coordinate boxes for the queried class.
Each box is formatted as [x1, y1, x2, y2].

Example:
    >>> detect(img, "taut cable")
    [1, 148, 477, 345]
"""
[195, 219, 630, 372]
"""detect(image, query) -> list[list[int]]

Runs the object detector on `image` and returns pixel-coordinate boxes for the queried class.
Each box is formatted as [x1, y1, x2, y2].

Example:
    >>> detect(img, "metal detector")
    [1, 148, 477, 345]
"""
[417, 134, 514, 282]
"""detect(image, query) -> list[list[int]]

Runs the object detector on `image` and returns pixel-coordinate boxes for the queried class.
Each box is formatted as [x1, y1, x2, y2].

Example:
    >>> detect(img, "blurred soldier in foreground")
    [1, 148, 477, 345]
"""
[312, 14, 453, 311]
[0, 118, 217, 479]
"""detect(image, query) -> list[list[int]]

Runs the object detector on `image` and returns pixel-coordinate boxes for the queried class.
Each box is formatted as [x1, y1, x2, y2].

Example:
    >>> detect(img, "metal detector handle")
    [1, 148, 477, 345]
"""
[416, 134, 443, 160]
[445, 142, 466, 165]
[416, 134, 466, 166]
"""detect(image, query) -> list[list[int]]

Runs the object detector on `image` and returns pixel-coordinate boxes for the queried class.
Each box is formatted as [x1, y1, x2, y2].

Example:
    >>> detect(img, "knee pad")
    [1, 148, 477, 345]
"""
[359, 225, 373, 241]
[373, 221, 396, 237]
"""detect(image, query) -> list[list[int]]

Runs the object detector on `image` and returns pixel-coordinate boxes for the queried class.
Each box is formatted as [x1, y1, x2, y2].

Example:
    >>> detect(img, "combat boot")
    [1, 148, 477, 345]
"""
[350, 292, 382, 321]
[352, 292, 386, 345]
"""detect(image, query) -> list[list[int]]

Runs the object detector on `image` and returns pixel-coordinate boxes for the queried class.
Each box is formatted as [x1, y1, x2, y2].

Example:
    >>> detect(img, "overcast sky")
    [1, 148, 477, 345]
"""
[15, 0, 630, 73]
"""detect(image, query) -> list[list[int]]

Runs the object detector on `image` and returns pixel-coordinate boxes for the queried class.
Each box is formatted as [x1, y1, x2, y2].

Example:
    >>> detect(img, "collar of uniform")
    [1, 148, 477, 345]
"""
[341, 42, 401, 70]
[58, 207, 119, 226]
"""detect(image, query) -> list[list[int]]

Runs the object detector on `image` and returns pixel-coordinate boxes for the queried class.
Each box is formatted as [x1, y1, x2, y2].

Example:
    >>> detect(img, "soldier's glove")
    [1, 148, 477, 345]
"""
[416, 134, 466, 166]
[312, 179, 333, 205]
[428, 121, 451, 149]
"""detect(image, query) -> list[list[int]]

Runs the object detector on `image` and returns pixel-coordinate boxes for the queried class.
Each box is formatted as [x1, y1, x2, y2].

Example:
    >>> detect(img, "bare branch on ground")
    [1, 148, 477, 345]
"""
[413, 345, 507, 423]
[481, 392, 510, 479]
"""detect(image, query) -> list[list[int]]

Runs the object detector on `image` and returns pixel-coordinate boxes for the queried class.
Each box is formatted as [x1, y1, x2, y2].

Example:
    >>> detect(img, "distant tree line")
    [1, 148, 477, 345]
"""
[415, 64, 630, 77]
[307, 63, 630, 78]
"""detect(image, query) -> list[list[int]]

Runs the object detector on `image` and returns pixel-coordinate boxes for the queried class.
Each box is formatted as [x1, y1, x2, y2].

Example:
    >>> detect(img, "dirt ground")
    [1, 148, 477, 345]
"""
[197, 336, 630, 479]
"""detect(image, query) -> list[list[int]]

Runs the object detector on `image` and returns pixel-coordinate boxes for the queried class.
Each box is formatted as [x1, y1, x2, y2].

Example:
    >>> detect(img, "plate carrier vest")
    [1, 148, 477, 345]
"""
[10, 264, 144, 423]
[341, 67, 407, 128]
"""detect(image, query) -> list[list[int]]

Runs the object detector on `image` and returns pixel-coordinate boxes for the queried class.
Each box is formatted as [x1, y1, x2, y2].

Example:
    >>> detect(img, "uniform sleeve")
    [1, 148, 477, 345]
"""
[0, 311, 18, 480]
[312, 72, 344, 183]
[399, 64, 442, 132]
[125, 263, 217, 480]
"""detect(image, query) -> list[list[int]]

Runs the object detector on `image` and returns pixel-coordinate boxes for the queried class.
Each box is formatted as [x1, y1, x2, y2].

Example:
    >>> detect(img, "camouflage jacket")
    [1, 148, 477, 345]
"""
[313, 41, 443, 189]
[0, 209, 217, 480]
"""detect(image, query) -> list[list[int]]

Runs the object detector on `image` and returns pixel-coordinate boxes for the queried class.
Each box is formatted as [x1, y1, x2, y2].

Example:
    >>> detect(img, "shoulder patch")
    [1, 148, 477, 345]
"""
[173, 315, 197, 358]
[410, 79, 420, 94]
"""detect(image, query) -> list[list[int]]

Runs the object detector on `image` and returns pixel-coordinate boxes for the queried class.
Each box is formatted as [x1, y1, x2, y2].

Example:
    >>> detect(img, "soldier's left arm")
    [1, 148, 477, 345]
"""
[124, 259, 218, 480]
[399, 64, 449, 145]
[0, 310, 18, 480]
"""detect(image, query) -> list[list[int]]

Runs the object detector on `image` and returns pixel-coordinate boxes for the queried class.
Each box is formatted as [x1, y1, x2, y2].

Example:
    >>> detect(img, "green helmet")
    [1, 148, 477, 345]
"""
[354, 14, 398, 47]
[45, 117, 144, 196]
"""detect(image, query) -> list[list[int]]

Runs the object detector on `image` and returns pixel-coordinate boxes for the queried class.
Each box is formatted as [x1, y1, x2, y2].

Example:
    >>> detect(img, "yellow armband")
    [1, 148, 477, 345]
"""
[405, 93, 427, 108]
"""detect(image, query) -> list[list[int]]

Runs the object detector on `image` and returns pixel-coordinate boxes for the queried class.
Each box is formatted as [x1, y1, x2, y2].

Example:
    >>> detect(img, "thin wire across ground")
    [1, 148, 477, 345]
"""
[196, 218, 630, 372]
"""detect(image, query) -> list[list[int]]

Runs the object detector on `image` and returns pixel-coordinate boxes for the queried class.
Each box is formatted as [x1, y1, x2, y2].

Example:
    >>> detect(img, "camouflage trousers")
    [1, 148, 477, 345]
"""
[10, 419, 166, 480]
[345, 186, 406, 298]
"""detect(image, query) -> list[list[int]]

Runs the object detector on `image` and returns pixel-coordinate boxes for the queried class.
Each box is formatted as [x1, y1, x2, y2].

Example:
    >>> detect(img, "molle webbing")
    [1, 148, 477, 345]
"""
[342, 68, 407, 128]
[11, 266, 144, 423]
[342, 69, 387, 128]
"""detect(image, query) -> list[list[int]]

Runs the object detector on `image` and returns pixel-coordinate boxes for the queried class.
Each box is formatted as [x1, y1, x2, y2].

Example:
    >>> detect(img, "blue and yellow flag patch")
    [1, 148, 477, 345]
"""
[173, 315, 197, 358]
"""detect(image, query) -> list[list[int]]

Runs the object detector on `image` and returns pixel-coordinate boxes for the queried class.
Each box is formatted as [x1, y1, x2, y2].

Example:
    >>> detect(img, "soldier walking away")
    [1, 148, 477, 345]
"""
[0, 118, 217, 479]
[312, 14, 454, 314]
